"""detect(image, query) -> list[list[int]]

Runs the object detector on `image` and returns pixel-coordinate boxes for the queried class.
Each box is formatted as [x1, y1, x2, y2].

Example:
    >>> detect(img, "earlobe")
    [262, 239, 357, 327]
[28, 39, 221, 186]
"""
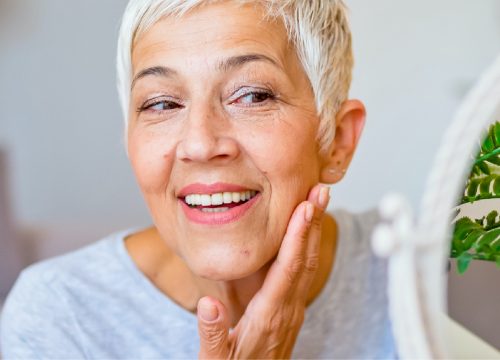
[320, 100, 366, 184]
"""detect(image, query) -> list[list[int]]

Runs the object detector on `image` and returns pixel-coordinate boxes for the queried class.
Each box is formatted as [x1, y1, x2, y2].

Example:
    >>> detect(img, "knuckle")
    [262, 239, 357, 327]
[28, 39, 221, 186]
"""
[270, 312, 285, 331]
[284, 258, 304, 283]
[311, 215, 322, 228]
[304, 255, 320, 273]
[300, 222, 312, 237]
[251, 305, 305, 358]
[200, 325, 226, 348]
[266, 305, 304, 331]
[259, 311, 284, 335]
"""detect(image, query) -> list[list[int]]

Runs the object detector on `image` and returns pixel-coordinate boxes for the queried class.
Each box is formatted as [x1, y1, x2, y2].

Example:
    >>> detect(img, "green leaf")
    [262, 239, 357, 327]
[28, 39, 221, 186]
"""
[467, 179, 480, 198]
[457, 252, 473, 274]
[494, 177, 500, 196]
[494, 239, 500, 252]
[453, 122, 500, 269]
[452, 237, 464, 255]
[486, 211, 499, 227]
[462, 229, 483, 250]
[482, 132, 495, 153]
[479, 176, 492, 195]
[454, 217, 482, 240]
[477, 229, 500, 250]
[485, 154, 500, 166]
[472, 165, 481, 176]
[494, 122, 500, 146]
[477, 162, 491, 175]
[463, 175, 500, 203]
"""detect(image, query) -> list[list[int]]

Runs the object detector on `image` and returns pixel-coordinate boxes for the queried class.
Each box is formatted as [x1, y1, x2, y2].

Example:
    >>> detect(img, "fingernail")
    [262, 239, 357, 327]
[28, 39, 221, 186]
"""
[305, 202, 314, 222]
[319, 186, 330, 209]
[198, 298, 219, 322]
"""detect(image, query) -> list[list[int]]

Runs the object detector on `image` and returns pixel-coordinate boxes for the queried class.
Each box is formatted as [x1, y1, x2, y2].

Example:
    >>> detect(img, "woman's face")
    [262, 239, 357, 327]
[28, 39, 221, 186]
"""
[128, 2, 328, 280]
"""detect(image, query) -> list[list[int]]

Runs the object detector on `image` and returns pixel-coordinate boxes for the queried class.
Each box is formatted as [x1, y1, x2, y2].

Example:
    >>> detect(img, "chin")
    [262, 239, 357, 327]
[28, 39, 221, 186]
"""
[186, 245, 274, 281]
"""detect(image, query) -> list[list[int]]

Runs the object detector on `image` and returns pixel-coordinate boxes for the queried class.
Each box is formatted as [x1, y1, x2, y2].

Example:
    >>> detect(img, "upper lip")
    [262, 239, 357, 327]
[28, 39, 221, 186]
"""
[177, 182, 259, 198]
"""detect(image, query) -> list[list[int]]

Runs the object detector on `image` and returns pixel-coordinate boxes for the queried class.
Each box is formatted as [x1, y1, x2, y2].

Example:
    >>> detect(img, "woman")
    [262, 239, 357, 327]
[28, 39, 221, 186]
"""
[1, 0, 396, 358]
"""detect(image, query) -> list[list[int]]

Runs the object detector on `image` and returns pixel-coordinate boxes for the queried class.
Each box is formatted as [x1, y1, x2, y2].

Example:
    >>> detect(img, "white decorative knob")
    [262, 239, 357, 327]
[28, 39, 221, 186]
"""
[372, 193, 415, 258]
[372, 223, 398, 257]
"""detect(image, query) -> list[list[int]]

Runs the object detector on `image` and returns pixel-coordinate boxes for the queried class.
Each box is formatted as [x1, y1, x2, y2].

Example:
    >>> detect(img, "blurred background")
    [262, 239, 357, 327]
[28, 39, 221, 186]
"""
[0, 0, 499, 348]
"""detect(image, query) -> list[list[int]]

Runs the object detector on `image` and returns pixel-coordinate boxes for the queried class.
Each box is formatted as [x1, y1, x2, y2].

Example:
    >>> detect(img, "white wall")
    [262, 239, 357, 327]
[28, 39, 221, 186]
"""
[0, 0, 499, 260]
[339, 0, 500, 214]
[0, 149, 23, 298]
[0, 0, 150, 255]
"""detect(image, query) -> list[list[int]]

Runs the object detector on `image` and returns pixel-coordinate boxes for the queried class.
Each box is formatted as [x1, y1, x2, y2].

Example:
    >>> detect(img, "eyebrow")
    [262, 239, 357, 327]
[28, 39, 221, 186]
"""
[130, 53, 282, 90]
[131, 66, 176, 90]
[216, 53, 282, 73]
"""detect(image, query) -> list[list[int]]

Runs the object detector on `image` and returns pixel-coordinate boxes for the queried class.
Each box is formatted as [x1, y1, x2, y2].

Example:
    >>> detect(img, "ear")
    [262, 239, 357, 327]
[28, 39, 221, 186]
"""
[320, 99, 366, 184]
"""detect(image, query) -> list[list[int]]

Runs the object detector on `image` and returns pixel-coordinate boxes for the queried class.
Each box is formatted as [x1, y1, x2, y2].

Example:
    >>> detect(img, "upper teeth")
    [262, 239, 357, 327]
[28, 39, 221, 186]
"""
[184, 191, 257, 206]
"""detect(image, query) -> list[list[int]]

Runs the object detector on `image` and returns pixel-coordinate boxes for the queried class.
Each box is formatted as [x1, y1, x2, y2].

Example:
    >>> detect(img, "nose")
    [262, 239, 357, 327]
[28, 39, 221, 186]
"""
[176, 104, 240, 163]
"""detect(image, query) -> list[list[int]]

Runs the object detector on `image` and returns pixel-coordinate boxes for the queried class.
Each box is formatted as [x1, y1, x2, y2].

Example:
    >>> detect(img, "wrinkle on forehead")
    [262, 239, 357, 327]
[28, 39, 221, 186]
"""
[131, 1, 294, 75]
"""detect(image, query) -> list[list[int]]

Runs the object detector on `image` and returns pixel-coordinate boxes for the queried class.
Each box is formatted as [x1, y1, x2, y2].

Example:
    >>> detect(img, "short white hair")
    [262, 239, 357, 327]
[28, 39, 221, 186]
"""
[117, 0, 353, 151]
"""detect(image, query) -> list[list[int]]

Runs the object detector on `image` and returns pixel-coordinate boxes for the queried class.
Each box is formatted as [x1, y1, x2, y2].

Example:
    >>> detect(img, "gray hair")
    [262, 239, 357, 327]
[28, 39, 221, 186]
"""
[117, 0, 353, 151]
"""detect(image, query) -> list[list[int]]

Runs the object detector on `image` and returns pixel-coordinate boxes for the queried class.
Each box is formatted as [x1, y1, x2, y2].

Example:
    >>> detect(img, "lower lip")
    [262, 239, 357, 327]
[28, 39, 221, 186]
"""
[179, 194, 261, 225]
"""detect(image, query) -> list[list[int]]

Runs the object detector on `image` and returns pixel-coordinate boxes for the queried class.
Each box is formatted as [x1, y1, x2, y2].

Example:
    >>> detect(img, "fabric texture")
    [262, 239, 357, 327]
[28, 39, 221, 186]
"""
[1, 209, 397, 359]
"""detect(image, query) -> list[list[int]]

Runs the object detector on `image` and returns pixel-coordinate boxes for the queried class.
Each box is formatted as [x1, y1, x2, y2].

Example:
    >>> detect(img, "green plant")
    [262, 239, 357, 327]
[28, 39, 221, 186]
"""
[451, 121, 500, 274]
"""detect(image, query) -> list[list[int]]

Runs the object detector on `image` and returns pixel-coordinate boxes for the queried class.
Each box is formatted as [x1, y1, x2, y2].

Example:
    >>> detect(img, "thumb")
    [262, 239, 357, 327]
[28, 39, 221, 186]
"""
[197, 296, 230, 359]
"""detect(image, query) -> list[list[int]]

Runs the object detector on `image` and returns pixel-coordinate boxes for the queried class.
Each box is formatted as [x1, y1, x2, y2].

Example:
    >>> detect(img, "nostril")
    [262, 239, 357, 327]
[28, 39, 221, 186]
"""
[176, 137, 240, 163]
[214, 154, 232, 160]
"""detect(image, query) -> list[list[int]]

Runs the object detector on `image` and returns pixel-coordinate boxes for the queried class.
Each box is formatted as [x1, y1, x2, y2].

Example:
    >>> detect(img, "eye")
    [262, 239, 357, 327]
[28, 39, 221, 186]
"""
[233, 90, 275, 105]
[150, 101, 180, 111]
[137, 97, 183, 113]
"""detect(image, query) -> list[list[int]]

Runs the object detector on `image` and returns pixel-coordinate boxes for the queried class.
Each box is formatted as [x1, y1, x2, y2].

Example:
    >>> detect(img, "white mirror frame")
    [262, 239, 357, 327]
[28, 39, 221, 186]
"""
[372, 53, 500, 358]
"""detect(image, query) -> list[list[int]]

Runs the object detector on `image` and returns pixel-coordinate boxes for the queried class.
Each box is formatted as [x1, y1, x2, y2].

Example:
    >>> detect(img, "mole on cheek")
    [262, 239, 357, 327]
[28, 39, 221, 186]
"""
[241, 249, 250, 257]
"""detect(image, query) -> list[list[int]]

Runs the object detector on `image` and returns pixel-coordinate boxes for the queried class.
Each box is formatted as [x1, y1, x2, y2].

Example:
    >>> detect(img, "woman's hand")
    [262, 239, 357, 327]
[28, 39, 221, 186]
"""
[196, 184, 330, 359]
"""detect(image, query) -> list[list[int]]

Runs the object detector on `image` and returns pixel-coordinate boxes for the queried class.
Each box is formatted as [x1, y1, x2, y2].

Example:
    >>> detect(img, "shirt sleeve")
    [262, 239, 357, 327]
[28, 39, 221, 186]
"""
[1, 266, 88, 359]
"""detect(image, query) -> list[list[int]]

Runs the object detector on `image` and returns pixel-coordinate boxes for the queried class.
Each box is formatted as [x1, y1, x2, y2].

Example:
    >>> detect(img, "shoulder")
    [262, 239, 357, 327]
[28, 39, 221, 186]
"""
[332, 208, 380, 246]
[2, 228, 134, 310]
[7, 230, 129, 298]
[329, 207, 386, 280]
[0, 230, 133, 357]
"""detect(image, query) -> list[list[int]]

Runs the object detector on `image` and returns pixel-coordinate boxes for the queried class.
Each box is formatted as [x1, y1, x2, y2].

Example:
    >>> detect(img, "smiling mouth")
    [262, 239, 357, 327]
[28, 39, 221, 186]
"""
[183, 190, 259, 213]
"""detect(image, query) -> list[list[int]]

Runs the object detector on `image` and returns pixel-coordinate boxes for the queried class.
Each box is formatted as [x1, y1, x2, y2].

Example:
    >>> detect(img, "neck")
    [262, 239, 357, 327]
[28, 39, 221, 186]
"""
[125, 214, 337, 327]
[192, 262, 271, 326]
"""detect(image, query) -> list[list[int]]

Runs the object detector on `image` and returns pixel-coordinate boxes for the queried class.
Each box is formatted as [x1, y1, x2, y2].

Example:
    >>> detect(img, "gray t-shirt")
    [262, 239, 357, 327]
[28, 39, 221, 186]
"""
[1, 210, 397, 359]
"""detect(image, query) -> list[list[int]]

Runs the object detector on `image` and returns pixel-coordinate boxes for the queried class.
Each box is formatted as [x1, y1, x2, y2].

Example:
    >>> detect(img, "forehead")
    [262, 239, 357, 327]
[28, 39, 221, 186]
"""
[131, 2, 294, 75]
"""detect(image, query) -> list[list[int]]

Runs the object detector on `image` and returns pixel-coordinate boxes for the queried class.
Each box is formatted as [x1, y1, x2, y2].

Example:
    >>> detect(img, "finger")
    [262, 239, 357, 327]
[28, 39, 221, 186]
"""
[260, 185, 330, 303]
[259, 200, 315, 302]
[307, 183, 330, 210]
[304, 185, 330, 261]
[197, 297, 230, 359]
[297, 186, 330, 291]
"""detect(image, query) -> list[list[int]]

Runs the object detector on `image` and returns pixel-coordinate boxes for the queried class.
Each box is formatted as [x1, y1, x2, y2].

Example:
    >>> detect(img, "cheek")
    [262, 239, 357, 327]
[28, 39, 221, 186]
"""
[245, 123, 320, 185]
[242, 121, 320, 241]
[128, 131, 174, 194]
[241, 111, 320, 171]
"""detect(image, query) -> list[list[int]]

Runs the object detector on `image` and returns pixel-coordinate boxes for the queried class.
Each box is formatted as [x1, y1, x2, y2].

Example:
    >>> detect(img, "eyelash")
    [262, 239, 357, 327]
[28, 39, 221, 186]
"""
[231, 89, 276, 107]
[136, 96, 183, 114]
[137, 88, 276, 115]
